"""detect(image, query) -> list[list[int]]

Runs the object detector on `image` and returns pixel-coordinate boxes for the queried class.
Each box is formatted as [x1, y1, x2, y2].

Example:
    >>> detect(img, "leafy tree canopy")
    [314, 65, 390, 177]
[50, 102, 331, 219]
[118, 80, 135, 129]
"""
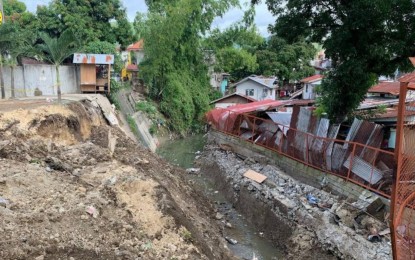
[253, 0, 415, 122]
[3, 0, 26, 16]
[142, 0, 238, 134]
[32, 0, 133, 49]
[260, 36, 315, 82]
[83, 41, 123, 71]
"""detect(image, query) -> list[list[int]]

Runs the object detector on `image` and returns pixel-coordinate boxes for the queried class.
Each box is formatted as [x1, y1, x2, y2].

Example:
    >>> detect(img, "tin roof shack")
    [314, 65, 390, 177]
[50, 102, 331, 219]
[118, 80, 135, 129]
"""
[210, 93, 257, 109]
[73, 53, 114, 94]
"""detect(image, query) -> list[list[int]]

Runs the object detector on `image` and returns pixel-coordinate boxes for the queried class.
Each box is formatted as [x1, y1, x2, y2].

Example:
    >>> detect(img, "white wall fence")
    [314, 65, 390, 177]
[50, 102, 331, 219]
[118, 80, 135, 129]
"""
[1, 64, 80, 99]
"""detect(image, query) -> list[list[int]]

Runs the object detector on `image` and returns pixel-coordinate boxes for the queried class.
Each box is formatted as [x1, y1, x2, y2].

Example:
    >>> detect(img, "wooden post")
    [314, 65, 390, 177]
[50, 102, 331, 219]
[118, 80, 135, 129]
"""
[108, 64, 111, 94]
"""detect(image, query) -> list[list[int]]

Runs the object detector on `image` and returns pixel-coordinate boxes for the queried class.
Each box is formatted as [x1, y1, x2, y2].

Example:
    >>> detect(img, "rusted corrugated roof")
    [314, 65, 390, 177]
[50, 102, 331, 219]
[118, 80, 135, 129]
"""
[399, 72, 415, 83]
[127, 39, 144, 51]
[126, 64, 139, 71]
[284, 99, 315, 106]
[368, 81, 400, 95]
[300, 74, 324, 83]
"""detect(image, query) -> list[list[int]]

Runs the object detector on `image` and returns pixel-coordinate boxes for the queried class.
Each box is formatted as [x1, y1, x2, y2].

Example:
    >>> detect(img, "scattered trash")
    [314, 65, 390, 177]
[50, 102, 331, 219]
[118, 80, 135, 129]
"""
[225, 222, 232, 228]
[105, 176, 117, 186]
[368, 234, 382, 243]
[243, 169, 267, 184]
[86, 206, 99, 218]
[225, 236, 238, 245]
[45, 166, 53, 172]
[379, 228, 391, 236]
[252, 252, 259, 260]
[0, 197, 9, 208]
[215, 213, 224, 220]
[306, 194, 319, 205]
[186, 168, 200, 174]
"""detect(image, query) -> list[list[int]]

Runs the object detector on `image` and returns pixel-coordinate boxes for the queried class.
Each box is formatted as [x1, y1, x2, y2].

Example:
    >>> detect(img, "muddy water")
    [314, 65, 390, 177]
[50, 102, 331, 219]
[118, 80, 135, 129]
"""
[157, 135, 283, 260]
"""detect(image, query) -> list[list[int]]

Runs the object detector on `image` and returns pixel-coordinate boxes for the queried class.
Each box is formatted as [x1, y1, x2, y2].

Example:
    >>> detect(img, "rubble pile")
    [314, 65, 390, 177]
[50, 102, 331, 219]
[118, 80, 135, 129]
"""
[199, 144, 392, 260]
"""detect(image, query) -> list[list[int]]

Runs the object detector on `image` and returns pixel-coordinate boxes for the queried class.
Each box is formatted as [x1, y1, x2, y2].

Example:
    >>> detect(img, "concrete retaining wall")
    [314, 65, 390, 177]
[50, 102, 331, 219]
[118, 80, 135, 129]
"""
[209, 130, 385, 202]
[1, 65, 80, 98]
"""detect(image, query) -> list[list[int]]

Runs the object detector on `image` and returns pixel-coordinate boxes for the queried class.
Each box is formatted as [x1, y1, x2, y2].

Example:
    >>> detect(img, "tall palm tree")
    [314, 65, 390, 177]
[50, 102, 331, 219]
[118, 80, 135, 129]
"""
[37, 30, 80, 102]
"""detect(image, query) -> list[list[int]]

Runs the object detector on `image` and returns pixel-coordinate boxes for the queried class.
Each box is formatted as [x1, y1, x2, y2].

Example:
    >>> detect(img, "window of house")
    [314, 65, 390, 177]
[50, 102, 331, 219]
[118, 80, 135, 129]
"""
[263, 89, 268, 97]
[305, 84, 309, 92]
[246, 89, 254, 96]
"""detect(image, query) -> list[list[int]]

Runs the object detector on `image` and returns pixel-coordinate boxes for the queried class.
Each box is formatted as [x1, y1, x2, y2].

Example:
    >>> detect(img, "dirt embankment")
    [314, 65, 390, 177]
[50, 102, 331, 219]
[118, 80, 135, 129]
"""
[0, 100, 236, 260]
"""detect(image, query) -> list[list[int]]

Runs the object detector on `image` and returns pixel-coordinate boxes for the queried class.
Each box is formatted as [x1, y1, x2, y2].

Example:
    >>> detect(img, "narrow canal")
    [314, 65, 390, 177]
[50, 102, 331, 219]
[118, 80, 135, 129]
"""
[157, 134, 283, 260]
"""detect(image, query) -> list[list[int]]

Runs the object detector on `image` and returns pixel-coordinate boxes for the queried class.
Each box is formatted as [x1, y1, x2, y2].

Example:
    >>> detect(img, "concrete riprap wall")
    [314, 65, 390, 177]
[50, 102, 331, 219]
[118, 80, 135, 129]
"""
[1, 64, 80, 98]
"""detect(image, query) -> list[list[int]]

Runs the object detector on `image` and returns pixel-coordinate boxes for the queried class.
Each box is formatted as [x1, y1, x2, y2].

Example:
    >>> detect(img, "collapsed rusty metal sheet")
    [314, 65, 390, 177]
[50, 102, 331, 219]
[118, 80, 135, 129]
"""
[309, 118, 330, 168]
[313, 118, 330, 151]
[343, 155, 384, 184]
[343, 118, 362, 149]
[325, 124, 341, 171]
[360, 125, 384, 164]
[332, 143, 349, 172]
[294, 108, 312, 161]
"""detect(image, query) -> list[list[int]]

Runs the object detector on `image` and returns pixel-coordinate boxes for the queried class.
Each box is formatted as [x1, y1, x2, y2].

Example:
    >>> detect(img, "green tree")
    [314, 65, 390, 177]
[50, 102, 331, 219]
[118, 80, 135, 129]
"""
[216, 47, 258, 80]
[37, 30, 80, 102]
[263, 36, 316, 83]
[133, 12, 147, 40]
[34, 0, 132, 48]
[83, 41, 123, 72]
[253, 0, 415, 122]
[3, 0, 26, 16]
[142, 0, 238, 134]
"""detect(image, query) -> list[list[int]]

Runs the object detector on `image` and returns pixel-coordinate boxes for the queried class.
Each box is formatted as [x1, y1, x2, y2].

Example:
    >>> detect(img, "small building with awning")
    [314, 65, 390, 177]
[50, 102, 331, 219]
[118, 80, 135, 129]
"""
[73, 53, 114, 94]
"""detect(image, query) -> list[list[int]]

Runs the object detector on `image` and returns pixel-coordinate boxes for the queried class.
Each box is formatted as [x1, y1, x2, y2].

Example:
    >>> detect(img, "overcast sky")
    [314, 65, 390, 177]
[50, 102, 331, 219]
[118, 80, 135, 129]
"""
[21, 0, 274, 36]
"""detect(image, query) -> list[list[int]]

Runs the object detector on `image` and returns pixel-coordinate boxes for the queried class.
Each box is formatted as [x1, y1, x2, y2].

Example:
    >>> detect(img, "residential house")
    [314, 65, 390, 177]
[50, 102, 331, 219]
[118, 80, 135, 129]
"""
[234, 75, 278, 101]
[310, 50, 332, 75]
[210, 73, 231, 95]
[210, 93, 256, 109]
[127, 39, 144, 64]
[301, 74, 324, 100]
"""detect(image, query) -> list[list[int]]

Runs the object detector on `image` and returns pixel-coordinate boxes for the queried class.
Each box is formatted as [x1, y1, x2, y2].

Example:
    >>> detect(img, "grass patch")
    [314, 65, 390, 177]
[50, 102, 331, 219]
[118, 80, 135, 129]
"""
[127, 115, 139, 137]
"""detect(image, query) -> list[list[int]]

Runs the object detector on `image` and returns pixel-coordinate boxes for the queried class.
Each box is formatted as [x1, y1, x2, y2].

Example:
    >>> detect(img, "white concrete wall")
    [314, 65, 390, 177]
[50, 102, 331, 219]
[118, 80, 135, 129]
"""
[235, 81, 275, 101]
[1, 64, 80, 98]
[302, 81, 321, 100]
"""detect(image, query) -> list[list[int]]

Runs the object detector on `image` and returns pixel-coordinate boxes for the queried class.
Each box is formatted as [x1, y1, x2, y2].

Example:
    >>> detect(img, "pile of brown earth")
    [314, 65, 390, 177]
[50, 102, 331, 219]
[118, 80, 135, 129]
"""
[0, 100, 236, 260]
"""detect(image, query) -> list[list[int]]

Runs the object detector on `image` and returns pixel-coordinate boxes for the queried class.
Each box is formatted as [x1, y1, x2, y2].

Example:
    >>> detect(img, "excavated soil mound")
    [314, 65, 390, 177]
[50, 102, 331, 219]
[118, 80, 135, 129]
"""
[0, 100, 235, 260]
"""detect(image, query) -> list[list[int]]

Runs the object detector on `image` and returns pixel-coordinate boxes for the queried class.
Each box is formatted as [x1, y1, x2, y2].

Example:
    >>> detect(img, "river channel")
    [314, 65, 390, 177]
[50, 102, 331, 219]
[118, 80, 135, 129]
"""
[157, 134, 283, 260]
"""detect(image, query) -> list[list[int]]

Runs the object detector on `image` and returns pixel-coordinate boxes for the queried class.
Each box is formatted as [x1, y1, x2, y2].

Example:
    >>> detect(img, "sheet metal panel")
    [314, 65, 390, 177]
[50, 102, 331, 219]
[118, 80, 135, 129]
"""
[73, 53, 115, 64]
[343, 155, 383, 184]
[343, 118, 362, 149]
[325, 124, 341, 171]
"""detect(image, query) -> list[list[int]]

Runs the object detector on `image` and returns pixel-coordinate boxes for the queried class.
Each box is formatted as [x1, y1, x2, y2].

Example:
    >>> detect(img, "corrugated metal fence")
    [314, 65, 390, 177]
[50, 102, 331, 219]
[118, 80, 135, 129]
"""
[209, 107, 394, 199]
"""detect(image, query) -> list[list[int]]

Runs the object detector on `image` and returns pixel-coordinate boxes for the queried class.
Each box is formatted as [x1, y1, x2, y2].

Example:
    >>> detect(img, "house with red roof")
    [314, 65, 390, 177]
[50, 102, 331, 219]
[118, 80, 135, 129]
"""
[300, 74, 324, 99]
[127, 39, 144, 64]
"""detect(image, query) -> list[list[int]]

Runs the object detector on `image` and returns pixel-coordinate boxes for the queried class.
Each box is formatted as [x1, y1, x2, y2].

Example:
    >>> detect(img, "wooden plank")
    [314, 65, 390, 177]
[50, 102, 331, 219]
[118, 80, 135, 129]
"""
[243, 170, 267, 184]
[80, 64, 96, 85]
